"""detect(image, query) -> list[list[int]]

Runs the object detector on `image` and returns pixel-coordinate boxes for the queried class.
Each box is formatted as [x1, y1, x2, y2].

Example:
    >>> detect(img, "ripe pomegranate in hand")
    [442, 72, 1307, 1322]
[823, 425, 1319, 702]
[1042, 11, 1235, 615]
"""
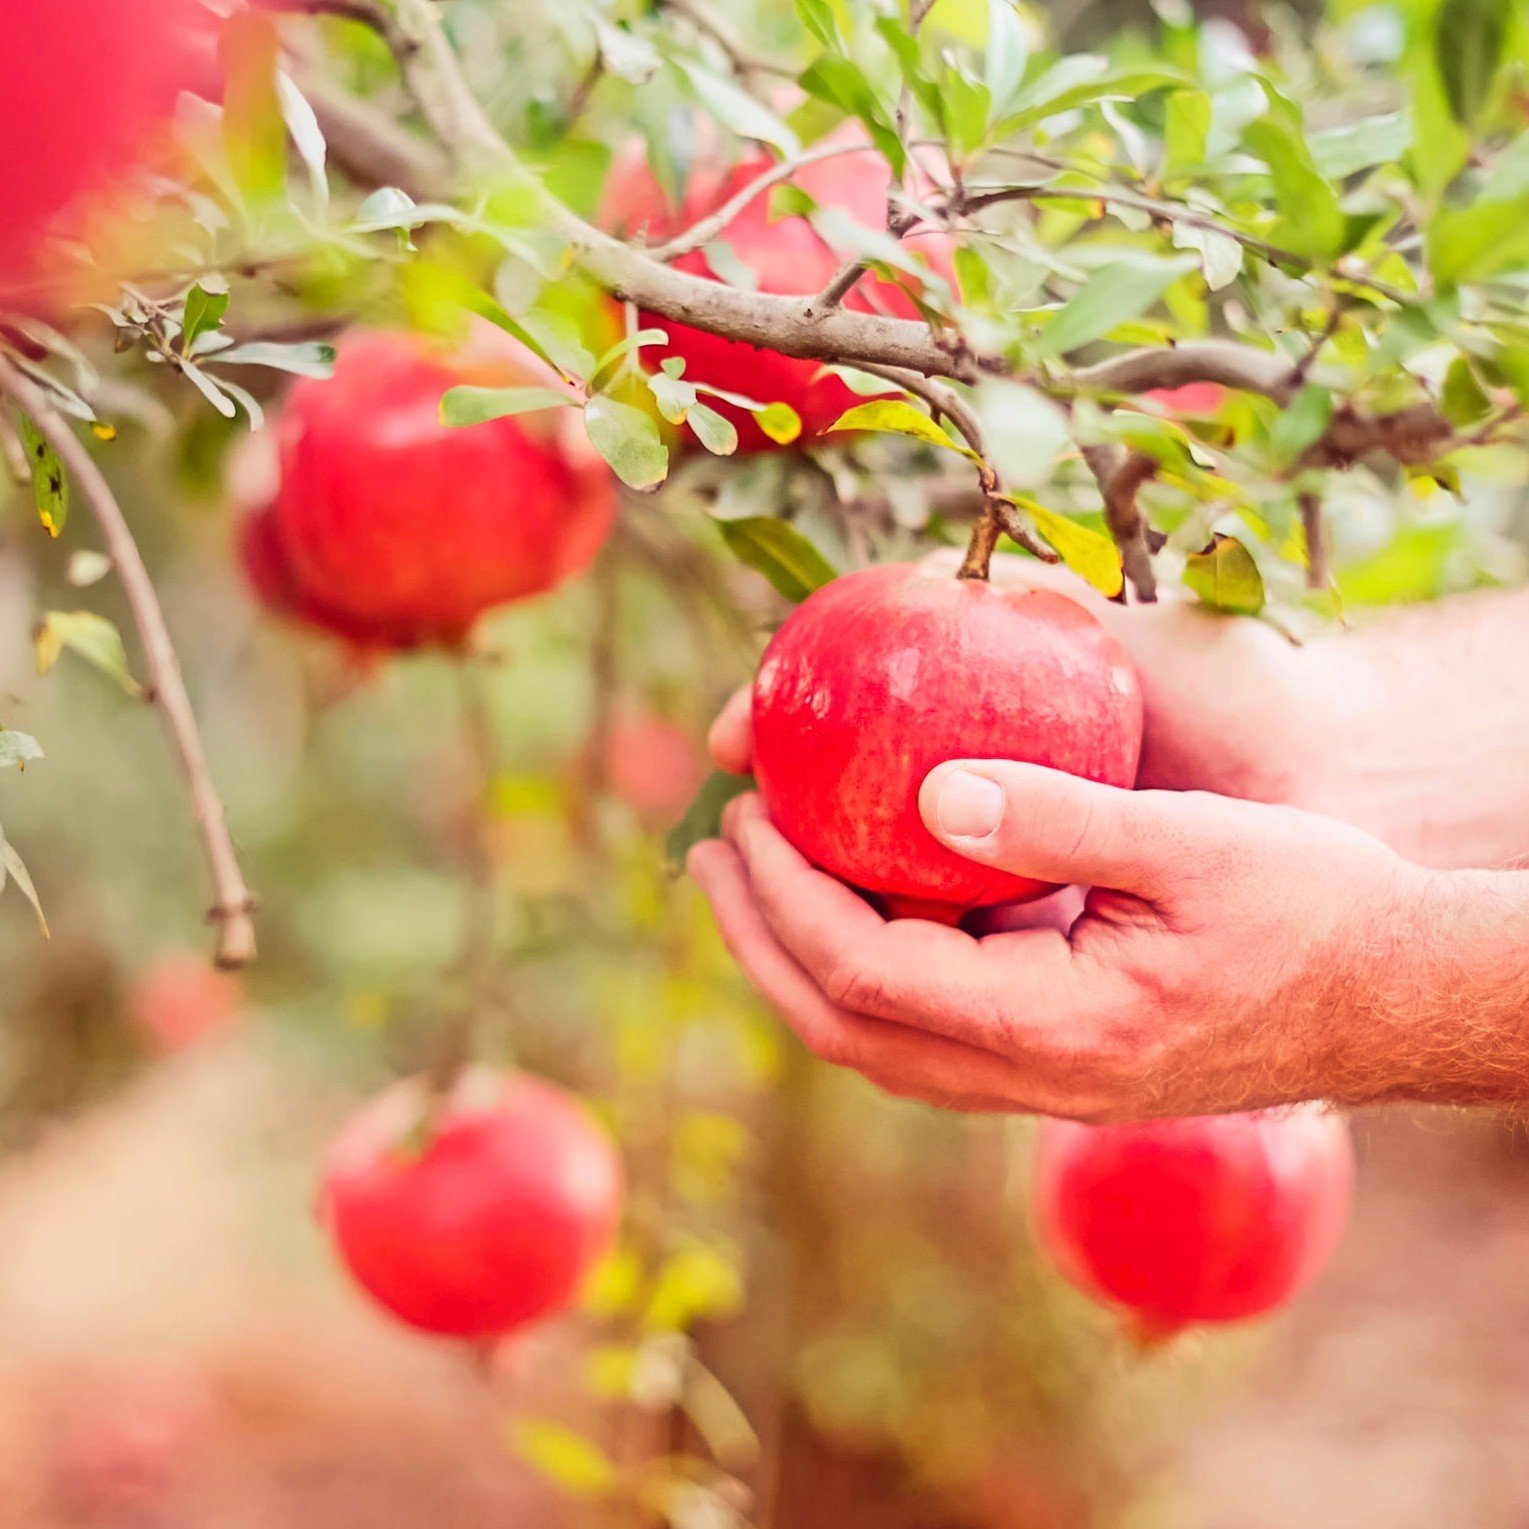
[1034, 1107, 1354, 1340]
[321, 1069, 623, 1339]
[606, 147, 955, 451]
[0, 0, 209, 296]
[751, 563, 1143, 922]
[256, 329, 617, 650]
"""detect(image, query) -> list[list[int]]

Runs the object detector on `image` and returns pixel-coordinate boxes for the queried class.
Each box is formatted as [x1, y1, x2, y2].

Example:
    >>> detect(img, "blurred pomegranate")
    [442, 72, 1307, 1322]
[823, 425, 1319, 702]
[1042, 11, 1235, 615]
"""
[0, 0, 212, 299]
[1142, 382, 1228, 415]
[247, 328, 617, 652]
[603, 712, 707, 823]
[320, 1069, 623, 1339]
[1034, 1107, 1354, 1340]
[127, 956, 243, 1056]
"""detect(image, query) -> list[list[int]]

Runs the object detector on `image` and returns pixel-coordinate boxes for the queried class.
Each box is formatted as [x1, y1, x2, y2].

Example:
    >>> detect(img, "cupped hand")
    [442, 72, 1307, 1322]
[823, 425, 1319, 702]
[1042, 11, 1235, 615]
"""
[707, 553, 1331, 807]
[688, 765, 1436, 1121]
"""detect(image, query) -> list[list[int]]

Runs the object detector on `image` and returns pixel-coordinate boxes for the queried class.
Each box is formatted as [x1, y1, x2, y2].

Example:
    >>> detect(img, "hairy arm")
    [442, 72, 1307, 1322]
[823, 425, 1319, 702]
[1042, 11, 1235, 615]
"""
[1299, 585, 1529, 869]
[690, 772, 1529, 1120]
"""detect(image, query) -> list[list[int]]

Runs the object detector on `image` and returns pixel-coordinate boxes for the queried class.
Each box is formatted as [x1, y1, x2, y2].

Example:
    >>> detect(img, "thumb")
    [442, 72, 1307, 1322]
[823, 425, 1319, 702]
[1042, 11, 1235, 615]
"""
[919, 761, 1192, 897]
[707, 686, 754, 775]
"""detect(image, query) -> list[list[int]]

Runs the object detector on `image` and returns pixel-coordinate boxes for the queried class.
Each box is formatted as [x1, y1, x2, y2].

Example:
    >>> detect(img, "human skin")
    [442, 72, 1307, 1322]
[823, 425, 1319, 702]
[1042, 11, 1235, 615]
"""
[691, 558, 1529, 1119]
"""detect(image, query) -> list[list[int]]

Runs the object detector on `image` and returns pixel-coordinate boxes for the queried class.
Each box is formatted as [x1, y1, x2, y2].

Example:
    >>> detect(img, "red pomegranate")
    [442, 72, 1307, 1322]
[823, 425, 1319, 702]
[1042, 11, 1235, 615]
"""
[320, 1069, 623, 1339]
[751, 563, 1143, 922]
[0, 0, 210, 298]
[1142, 382, 1228, 415]
[262, 329, 617, 649]
[1033, 1107, 1354, 1340]
[606, 146, 956, 451]
[127, 955, 243, 1055]
[604, 712, 707, 822]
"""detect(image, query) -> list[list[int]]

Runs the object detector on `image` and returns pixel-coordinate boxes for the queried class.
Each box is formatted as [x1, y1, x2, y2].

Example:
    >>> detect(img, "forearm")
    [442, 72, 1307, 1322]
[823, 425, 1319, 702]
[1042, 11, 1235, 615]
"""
[1300, 585, 1529, 868]
[1339, 866, 1529, 1107]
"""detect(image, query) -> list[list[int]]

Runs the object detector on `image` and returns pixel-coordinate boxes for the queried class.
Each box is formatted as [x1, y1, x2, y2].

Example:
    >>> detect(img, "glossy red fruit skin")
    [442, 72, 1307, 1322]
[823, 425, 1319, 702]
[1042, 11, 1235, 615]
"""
[751, 563, 1143, 921]
[321, 1071, 623, 1339]
[270, 330, 616, 648]
[1034, 1108, 1354, 1338]
[606, 149, 955, 452]
[0, 0, 207, 297]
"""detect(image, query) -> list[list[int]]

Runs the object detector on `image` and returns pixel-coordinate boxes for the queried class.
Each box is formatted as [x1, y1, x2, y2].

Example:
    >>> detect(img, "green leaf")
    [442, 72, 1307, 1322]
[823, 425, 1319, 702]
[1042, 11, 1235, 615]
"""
[996, 61, 1181, 136]
[675, 59, 800, 156]
[440, 385, 577, 427]
[181, 284, 230, 354]
[1309, 112, 1412, 180]
[716, 517, 838, 602]
[1269, 384, 1334, 468]
[1008, 496, 1123, 597]
[1433, 0, 1511, 127]
[18, 416, 66, 538]
[1244, 117, 1346, 261]
[276, 69, 328, 207]
[0, 730, 42, 770]
[1442, 355, 1494, 425]
[214, 341, 336, 378]
[0, 823, 48, 938]
[584, 396, 669, 490]
[1031, 254, 1197, 359]
[1183, 534, 1266, 615]
[221, 11, 286, 207]
[824, 399, 974, 458]
[688, 401, 739, 456]
[1428, 193, 1529, 289]
[589, 327, 670, 389]
[34, 611, 142, 697]
[1163, 89, 1211, 178]
[510, 1422, 616, 1498]
[666, 770, 756, 871]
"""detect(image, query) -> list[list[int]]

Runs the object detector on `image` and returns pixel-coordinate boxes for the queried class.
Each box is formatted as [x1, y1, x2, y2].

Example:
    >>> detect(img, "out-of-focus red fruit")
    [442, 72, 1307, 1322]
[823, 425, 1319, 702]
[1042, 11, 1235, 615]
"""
[320, 1069, 623, 1339]
[751, 563, 1143, 923]
[0, 0, 210, 299]
[127, 956, 243, 1055]
[48, 1367, 215, 1518]
[262, 329, 617, 650]
[1033, 1107, 1354, 1340]
[1142, 382, 1228, 415]
[604, 713, 707, 822]
[605, 147, 956, 452]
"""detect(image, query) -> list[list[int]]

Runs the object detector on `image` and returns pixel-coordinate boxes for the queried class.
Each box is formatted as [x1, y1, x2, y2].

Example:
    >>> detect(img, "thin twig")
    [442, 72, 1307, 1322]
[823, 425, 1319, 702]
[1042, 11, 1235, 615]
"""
[644, 143, 868, 262]
[1083, 443, 1158, 603]
[662, 0, 798, 80]
[0, 412, 30, 484]
[258, 0, 415, 55]
[1299, 489, 1331, 591]
[856, 361, 1058, 572]
[301, 73, 448, 198]
[0, 358, 257, 967]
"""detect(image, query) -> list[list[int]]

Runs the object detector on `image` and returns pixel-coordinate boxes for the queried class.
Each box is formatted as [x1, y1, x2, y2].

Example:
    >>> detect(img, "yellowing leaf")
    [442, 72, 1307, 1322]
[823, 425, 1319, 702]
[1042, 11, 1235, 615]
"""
[1183, 534, 1266, 615]
[510, 1422, 616, 1498]
[755, 401, 802, 444]
[1008, 496, 1124, 598]
[825, 399, 977, 461]
[34, 611, 142, 697]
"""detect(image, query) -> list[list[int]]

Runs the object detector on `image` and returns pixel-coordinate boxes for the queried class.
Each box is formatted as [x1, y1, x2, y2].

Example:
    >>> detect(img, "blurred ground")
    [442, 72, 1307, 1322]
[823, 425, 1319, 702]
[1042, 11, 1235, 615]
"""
[0, 1035, 1522, 1527]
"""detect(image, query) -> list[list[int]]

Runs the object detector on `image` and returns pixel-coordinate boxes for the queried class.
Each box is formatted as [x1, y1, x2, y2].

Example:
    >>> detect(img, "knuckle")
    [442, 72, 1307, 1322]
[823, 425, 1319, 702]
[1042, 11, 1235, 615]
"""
[822, 956, 887, 1016]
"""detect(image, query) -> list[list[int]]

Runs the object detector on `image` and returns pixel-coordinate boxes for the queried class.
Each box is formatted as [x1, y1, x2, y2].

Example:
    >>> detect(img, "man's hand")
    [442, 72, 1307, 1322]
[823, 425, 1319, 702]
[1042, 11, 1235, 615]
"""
[708, 554, 1331, 806]
[688, 765, 1451, 1121]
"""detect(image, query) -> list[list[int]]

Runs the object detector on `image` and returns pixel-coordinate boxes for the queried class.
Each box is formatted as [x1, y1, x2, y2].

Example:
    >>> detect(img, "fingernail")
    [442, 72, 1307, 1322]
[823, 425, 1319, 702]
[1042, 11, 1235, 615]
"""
[934, 769, 1003, 841]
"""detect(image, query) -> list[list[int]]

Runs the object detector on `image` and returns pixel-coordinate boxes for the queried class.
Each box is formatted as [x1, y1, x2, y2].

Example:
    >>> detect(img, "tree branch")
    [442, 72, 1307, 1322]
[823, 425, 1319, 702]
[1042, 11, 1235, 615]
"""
[301, 74, 448, 199]
[0, 359, 257, 969]
[661, 0, 798, 80]
[324, 0, 1471, 483]
[1083, 443, 1158, 603]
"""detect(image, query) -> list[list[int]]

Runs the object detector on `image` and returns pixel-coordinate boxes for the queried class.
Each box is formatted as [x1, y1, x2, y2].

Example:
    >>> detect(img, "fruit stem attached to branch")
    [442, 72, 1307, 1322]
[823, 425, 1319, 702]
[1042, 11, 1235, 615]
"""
[0, 358, 257, 969]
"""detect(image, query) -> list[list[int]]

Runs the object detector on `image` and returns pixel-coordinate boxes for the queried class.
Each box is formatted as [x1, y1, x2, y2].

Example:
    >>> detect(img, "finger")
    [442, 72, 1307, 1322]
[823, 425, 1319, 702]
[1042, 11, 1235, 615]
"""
[688, 839, 1040, 1107]
[724, 795, 1081, 1046]
[707, 687, 753, 775]
[920, 761, 1214, 898]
